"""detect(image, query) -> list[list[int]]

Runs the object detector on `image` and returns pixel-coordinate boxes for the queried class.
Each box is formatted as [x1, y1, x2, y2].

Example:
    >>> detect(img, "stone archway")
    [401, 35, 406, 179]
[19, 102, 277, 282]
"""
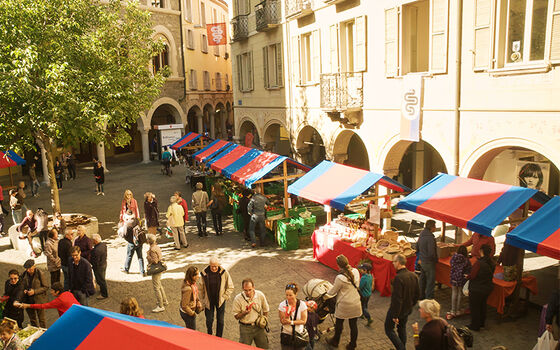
[239, 119, 260, 147]
[332, 130, 369, 170]
[263, 121, 291, 156]
[296, 125, 326, 167]
[215, 102, 226, 139]
[202, 103, 214, 137]
[382, 140, 447, 190]
[187, 105, 202, 134]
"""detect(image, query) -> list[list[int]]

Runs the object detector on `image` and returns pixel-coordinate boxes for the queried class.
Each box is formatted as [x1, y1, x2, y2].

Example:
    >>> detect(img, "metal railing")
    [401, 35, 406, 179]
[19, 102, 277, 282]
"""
[256, 0, 280, 31]
[231, 15, 248, 41]
[320, 72, 363, 111]
[285, 0, 314, 19]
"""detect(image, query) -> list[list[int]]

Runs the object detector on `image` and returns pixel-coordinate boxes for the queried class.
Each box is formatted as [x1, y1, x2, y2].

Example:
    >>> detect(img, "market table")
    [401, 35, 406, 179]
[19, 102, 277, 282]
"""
[436, 257, 538, 314]
[312, 230, 415, 297]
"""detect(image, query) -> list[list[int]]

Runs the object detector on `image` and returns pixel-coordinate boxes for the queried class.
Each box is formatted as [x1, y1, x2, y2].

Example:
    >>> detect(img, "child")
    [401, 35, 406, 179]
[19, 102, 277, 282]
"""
[305, 300, 319, 350]
[0, 319, 24, 350]
[448, 245, 471, 319]
[358, 263, 374, 327]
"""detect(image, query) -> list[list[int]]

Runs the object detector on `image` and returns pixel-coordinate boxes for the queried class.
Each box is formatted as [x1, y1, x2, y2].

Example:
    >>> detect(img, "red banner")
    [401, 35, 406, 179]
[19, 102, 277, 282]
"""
[206, 23, 227, 46]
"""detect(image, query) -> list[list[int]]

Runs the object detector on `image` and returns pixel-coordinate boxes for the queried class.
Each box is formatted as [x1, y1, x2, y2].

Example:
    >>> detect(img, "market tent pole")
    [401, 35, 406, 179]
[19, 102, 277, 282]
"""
[506, 200, 530, 318]
[283, 160, 289, 218]
[440, 221, 446, 242]
[8, 166, 14, 187]
[373, 183, 379, 240]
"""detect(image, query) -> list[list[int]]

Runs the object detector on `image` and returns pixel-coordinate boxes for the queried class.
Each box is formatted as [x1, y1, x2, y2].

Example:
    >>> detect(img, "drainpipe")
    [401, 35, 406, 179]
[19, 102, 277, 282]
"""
[178, 0, 188, 101]
[453, 0, 463, 176]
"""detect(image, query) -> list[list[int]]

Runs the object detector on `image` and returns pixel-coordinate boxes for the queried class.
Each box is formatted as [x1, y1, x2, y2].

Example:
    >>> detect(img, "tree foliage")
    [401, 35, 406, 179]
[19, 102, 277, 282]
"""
[0, 0, 166, 211]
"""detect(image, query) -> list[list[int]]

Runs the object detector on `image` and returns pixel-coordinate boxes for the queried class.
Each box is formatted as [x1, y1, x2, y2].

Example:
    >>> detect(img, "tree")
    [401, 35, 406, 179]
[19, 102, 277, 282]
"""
[0, 0, 167, 212]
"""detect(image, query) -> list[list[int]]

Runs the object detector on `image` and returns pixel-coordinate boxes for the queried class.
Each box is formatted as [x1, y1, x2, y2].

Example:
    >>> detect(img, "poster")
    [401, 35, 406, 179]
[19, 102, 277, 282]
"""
[160, 129, 182, 147]
[368, 204, 380, 225]
[515, 161, 550, 193]
[206, 23, 227, 46]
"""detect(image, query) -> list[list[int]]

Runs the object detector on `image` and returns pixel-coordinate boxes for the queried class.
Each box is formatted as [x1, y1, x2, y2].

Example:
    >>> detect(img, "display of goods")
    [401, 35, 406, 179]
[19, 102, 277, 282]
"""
[336, 214, 366, 231]
[436, 242, 458, 258]
[17, 325, 45, 347]
[359, 221, 378, 235]
[48, 214, 90, 228]
[367, 238, 416, 259]
[383, 230, 399, 242]
[278, 224, 299, 250]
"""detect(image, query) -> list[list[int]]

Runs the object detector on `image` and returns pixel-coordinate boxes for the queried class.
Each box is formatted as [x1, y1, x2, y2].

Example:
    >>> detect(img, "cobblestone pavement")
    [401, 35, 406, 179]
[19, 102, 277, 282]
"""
[0, 155, 540, 349]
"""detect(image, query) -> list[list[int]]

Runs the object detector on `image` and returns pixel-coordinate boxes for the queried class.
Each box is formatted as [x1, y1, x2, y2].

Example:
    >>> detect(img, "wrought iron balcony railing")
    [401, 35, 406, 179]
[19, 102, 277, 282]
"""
[285, 0, 314, 19]
[231, 15, 248, 42]
[256, 0, 280, 32]
[320, 72, 363, 111]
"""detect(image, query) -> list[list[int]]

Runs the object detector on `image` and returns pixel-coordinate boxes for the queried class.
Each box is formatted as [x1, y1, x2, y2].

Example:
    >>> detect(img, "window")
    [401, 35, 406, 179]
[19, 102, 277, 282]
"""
[225, 73, 229, 90]
[384, 0, 449, 77]
[189, 69, 198, 90]
[236, 51, 253, 91]
[151, 0, 164, 8]
[235, 0, 249, 15]
[152, 44, 169, 74]
[200, 1, 206, 26]
[201, 34, 208, 53]
[292, 31, 320, 84]
[215, 72, 223, 90]
[262, 43, 283, 88]
[506, 0, 549, 63]
[203, 71, 211, 90]
[187, 29, 194, 49]
[336, 17, 367, 73]
[185, 0, 193, 22]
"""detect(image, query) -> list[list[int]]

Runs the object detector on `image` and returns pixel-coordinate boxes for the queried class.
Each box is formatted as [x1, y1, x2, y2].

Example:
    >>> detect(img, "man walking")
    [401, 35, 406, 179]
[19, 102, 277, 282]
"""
[66, 151, 76, 180]
[233, 278, 269, 349]
[417, 219, 438, 300]
[166, 196, 188, 250]
[247, 187, 270, 248]
[91, 234, 108, 300]
[58, 229, 73, 291]
[68, 246, 95, 306]
[200, 257, 234, 337]
[192, 182, 209, 237]
[29, 163, 40, 197]
[120, 212, 147, 275]
[21, 259, 48, 328]
[384, 254, 420, 350]
[174, 191, 189, 234]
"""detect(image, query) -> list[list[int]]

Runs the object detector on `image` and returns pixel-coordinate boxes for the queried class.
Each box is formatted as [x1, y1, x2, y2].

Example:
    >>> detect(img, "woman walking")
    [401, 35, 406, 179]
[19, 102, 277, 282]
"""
[207, 184, 224, 236]
[144, 192, 159, 235]
[94, 161, 105, 196]
[467, 244, 495, 331]
[278, 282, 308, 350]
[120, 189, 140, 222]
[146, 234, 168, 313]
[54, 159, 64, 189]
[326, 255, 362, 349]
[44, 229, 62, 284]
[180, 266, 202, 329]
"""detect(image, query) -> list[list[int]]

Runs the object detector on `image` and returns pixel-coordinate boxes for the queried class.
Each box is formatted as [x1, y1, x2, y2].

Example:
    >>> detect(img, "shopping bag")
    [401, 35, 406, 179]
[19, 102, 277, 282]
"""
[462, 281, 470, 297]
[531, 331, 558, 350]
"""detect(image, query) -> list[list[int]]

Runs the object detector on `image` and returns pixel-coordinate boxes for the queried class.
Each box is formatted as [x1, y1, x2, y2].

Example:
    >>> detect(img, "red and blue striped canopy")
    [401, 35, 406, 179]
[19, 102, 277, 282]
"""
[397, 173, 538, 236]
[0, 150, 26, 169]
[193, 139, 230, 162]
[287, 161, 412, 212]
[209, 144, 251, 171]
[170, 132, 201, 150]
[506, 196, 560, 259]
[29, 305, 253, 350]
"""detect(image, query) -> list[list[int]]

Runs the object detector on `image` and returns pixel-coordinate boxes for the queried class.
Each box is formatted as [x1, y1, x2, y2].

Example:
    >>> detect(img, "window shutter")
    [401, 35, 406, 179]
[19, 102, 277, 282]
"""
[186, 0, 192, 21]
[551, 0, 560, 60]
[291, 36, 300, 84]
[430, 0, 449, 73]
[473, 0, 493, 69]
[312, 30, 321, 82]
[248, 51, 253, 91]
[276, 43, 283, 87]
[263, 46, 269, 88]
[355, 16, 367, 72]
[236, 55, 242, 91]
[193, 70, 198, 89]
[330, 24, 339, 73]
[385, 7, 399, 77]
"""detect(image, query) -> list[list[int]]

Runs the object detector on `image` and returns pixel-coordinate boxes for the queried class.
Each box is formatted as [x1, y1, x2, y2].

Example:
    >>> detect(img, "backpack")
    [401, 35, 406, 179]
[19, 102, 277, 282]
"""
[442, 322, 471, 349]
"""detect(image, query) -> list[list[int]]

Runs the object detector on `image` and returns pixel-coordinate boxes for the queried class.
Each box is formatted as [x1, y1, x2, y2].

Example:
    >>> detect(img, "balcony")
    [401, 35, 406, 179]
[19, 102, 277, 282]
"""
[323, 0, 348, 4]
[285, 0, 314, 19]
[231, 15, 248, 42]
[256, 0, 280, 32]
[320, 72, 363, 112]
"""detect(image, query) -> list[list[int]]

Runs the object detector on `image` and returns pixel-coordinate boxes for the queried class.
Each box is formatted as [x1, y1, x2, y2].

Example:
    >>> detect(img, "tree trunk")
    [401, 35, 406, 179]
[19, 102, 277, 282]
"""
[36, 133, 61, 213]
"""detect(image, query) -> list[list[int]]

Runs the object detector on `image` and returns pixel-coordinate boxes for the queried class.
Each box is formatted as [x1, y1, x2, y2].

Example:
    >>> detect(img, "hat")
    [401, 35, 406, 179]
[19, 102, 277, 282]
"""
[358, 263, 372, 272]
[196, 182, 203, 190]
[23, 259, 35, 269]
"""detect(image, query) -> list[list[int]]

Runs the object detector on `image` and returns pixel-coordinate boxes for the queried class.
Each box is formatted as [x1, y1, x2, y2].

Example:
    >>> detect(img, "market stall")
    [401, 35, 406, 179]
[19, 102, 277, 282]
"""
[29, 305, 254, 350]
[0, 150, 26, 189]
[170, 131, 204, 151]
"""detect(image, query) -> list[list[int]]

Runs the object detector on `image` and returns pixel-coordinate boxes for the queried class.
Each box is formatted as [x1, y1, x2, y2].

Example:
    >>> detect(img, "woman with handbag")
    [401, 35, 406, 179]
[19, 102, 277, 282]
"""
[325, 254, 362, 350]
[146, 234, 168, 313]
[143, 192, 159, 235]
[278, 282, 308, 350]
[180, 266, 203, 329]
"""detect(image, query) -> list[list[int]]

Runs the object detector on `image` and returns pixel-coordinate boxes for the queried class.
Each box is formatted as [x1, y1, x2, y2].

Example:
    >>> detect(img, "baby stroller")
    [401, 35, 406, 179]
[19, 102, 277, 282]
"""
[303, 279, 337, 340]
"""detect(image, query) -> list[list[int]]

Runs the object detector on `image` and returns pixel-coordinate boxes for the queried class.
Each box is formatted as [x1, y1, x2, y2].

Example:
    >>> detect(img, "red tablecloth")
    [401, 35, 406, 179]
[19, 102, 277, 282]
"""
[312, 230, 415, 297]
[436, 257, 538, 314]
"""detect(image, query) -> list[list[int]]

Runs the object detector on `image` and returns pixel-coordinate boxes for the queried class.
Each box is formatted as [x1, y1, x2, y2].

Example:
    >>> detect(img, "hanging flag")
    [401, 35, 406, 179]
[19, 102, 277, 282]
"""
[400, 74, 422, 142]
[206, 23, 227, 46]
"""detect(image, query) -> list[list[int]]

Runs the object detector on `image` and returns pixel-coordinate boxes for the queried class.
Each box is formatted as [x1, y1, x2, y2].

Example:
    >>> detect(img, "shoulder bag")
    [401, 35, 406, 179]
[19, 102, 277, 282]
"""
[245, 293, 269, 332]
[147, 261, 167, 276]
[280, 300, 309, 347]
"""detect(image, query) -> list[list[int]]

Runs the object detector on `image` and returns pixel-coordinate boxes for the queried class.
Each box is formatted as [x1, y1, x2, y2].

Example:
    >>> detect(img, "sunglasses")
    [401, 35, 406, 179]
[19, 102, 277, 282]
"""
[286, 284, 296, 289]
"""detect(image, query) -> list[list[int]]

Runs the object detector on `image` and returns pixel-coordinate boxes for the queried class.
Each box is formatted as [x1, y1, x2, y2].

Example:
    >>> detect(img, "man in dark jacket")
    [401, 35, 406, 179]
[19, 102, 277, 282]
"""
[91, 234, 108, 300]
[545, 288, 559, 341]
[385, 254, 420, 350]
[68, 246, 95, 306]
[417, 219, 438, 300]
[3, 269, 25, 328]
[21, 259, 48, 328]
[238, 189, 252, 241]
[199, 257, 234, 337]
[58, 229, 73, 291]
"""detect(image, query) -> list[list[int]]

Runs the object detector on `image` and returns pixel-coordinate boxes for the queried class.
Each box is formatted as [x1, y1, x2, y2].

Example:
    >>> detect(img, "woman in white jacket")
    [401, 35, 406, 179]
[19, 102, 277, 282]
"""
[326, 254, 362, 349]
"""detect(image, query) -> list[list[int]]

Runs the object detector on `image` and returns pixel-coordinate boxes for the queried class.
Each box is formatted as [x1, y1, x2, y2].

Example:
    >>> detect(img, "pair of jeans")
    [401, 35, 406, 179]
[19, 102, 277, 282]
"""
[451, 285, 462, 314]
[26, 308, 46, 328]
[249, 214, 266, 245]
[384, 311, 409, 350]
[94, 266, 108, 297]
[56, 176, 63, 189]
[50, 270, 61, 284]
[11, 209, 22, 225]
[195, 212, 207, 236]
[152, 272, 168, 308]
[61, 265, 69, 291]
[72, 290, 88, 306]
[360, 295, 371, 320]
[211, 210, 222, 235]
[124, 242, 145, 274]
[96, 183, 104, 193]
[39, 230, 48, 252]
[330, 317, 358, 348]
[419, 260, 436, 299]
[68, 164, 76, 179]
[180, 309, 196, 329]
[205, 302, 226, 337]
[31, 180, 40, 196]
[469, 290, 490, 330]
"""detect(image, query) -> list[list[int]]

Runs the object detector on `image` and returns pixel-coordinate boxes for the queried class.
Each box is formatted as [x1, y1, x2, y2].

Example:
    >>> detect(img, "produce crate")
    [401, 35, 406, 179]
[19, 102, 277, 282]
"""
[266, 208, 284, 218]
[306, 206, 327, 226]
[277, 218, 300, 235]
[295, 214, 316, 236]
[298, 235, 313, 248]
[278, 231, 299, 250]
[288, 207, 307, 218]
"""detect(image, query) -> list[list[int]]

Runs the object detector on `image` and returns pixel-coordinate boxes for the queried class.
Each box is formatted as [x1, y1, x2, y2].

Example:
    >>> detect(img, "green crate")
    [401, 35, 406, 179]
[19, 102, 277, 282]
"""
[298, 235, 313, 248]
[266, 208, 284, 218]
[278, 231, 299, 250]
[277, 218, 300, 233]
